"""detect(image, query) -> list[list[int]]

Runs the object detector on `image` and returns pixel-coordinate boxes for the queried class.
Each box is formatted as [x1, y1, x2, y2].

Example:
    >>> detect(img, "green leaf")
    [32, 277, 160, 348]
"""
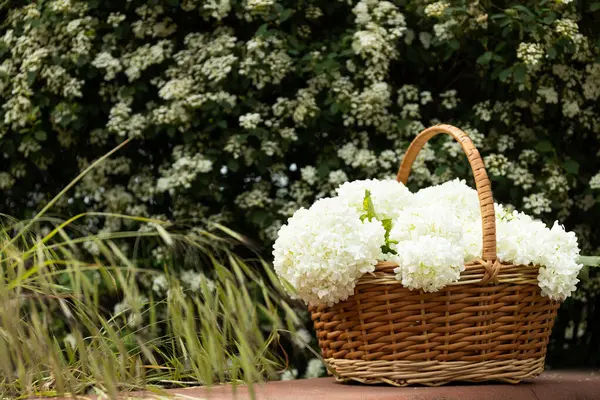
[543, 14, 556, 24]
[329, 102, 340, 115]
[256, 24, 269, 37]
[535, 140, 554, 152]
[279, 9, 293, 22]
[381, 219, 393, 237]
[26, 71, 37, 85]
[513, 63, 527, 83]
[513, 5, 535, 17]
[448, 40, 460, 50]
[34, 131, 47, 141]
[434, 165, 448, 176]
[499, 67, 512, 82]
[476, 52, 493, 65]
[563, 159, 580, 174]
[228, 158, 240, 172]
[361, 190, 377, 222]
[495, 42, 507, 52]
[547, 46, 557, 60]
[590, 2, 600, 12]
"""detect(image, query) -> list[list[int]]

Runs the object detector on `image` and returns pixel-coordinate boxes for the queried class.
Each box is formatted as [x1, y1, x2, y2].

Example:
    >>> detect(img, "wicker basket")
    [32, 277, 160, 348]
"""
[310, 124, 560, 386]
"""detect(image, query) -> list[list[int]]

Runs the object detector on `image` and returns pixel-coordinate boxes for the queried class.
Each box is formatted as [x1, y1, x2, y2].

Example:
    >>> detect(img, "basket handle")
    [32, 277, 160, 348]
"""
[396, 124, 497, 262]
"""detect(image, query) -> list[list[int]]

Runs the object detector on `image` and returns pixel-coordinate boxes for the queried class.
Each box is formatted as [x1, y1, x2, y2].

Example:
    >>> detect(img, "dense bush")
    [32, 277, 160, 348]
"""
[1, 0, 600, 368]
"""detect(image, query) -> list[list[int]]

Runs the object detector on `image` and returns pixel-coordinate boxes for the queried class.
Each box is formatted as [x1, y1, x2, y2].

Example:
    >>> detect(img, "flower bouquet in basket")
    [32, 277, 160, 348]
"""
[273, 125, 584, 386]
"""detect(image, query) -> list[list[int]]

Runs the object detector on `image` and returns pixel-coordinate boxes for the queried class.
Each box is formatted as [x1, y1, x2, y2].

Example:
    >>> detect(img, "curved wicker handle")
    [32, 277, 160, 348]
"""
[396, 124, 497, 262]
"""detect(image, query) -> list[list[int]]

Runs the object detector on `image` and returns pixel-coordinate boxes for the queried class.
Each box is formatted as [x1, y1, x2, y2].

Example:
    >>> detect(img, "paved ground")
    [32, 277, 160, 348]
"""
[137, 370, 600, 400]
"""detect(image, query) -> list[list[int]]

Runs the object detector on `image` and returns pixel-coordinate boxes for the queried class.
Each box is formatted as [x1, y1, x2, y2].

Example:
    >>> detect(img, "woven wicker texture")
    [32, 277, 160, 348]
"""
[310, 124, 560, 386]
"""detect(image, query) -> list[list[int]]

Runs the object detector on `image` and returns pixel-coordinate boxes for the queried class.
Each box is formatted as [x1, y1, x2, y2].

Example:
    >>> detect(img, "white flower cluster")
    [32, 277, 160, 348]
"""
[274, 178, 582, 305]
[424, 2, 450, 18]
[351, 0, 406, 81]
[239, 112, 262, 129]
[273, 197, 386, 305]
[239, 36, 292, 89]
[336, 178, 411, 220]
[589, 172, 600, 190]
[496, 212, 580, 299]
[517, 42, 545, 69]
[156, 146, 213, 194]
[394, 236, 464, 292]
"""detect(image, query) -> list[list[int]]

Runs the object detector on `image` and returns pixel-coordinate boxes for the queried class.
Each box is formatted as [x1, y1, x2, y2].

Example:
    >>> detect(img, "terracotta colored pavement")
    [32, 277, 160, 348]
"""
[121, 370, 600, 400]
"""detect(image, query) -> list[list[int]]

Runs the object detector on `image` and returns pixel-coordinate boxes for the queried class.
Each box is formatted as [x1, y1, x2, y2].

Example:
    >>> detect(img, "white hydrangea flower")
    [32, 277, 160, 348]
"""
[335, 179, 412, 220]
[496, 211, 581, 300]
[392, 236, 465, 292]
[412, 179, 480, 222]
[274, 177, 582, 302]
[273, 197, 386, 305]
[389, 204, 464, 246]
[304, 358, 325, 379]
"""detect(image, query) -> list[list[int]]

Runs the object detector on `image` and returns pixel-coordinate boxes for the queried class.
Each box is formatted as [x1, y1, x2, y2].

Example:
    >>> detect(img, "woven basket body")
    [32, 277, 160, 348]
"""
[309, 125, 560, 386]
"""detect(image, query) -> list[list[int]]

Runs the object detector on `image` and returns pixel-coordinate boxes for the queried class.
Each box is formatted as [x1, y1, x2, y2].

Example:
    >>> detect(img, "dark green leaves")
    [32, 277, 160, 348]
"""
[513, 64, 527, 83]
[476, 52, 493, 65]
[563, 159, 580, 175]
[535, 140, 554, 153]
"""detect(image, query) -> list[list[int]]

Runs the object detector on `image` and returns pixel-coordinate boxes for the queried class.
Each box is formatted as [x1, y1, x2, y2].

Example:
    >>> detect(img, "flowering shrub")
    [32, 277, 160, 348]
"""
[1, 0, 599, 368]
[273, 179, 582, 305]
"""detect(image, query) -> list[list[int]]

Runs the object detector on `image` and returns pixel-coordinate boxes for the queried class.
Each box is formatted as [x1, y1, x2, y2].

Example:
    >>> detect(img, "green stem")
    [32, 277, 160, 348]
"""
[578, 256, 600, 267]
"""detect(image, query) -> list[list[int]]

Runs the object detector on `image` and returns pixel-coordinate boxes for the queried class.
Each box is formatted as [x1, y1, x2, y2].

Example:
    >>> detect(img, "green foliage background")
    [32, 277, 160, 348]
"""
[1, 0, 599, 369]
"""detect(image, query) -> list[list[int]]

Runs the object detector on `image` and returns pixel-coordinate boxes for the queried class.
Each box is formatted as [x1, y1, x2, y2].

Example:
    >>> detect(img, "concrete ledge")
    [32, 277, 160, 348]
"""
[161, 370, 600, 400]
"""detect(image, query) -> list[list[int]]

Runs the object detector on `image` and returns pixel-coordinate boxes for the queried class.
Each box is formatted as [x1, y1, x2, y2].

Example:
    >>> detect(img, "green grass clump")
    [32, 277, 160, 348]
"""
[0, 216, 299, 399]
[0, 139, 301, 399]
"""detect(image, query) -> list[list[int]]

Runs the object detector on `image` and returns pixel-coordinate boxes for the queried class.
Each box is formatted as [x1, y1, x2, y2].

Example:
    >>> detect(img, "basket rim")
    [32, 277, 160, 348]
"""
[358, 259, 542, 287]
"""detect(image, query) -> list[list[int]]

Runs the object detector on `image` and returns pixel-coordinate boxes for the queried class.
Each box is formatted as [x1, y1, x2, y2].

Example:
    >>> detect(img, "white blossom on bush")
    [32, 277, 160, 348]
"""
[424, 2, 449, 18]
[589, 172, 600, 190]
[304, 358, 325, 378]
[239, 112, 262, 129]
[517, 42, 544, 68]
